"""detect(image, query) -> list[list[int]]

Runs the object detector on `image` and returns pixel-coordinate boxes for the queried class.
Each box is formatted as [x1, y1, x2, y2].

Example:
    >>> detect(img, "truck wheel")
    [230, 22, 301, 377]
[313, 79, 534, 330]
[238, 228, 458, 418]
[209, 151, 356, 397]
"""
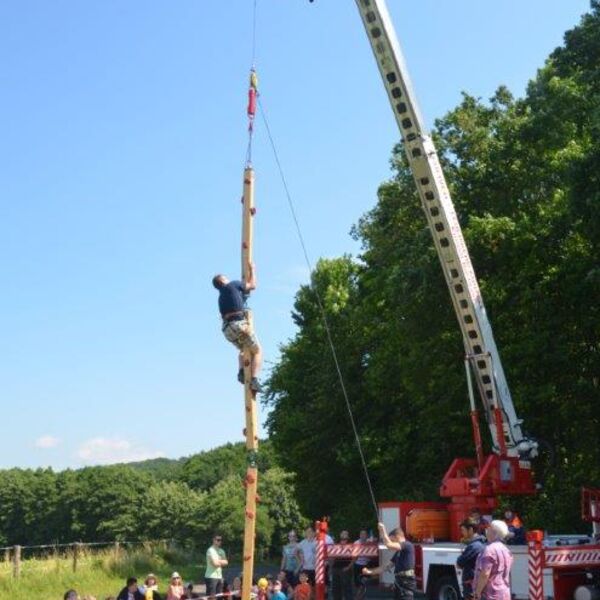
[430, 575, 461, 600]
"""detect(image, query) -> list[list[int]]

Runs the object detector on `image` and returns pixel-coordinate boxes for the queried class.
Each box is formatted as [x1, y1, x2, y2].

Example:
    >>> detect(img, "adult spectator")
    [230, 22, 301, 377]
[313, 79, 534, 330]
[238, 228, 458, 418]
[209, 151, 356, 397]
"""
[469, 508, 491, 536]
[331, 530, 353, 600]
[281, 530, 301, 585]
[117, 577, 144, 600]
[352, 529, 373, 600]
[231, 575, 242, 600]
[473, 520, 513, 600]
[456, 520, 485, 600]
[205, 533, 229, 598]
[363, 523, 416, 600]
[141, 574, 163, 600]
[298, 526, 317, 585]
[166, 572, 185, 600]
[503, 510, 526, 545]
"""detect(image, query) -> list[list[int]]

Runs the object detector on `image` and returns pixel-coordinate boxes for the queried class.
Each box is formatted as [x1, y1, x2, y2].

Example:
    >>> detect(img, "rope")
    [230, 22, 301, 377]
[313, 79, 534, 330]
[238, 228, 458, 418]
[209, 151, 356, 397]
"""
[251, 0, 258, 68]
[258, 98, 379, 522]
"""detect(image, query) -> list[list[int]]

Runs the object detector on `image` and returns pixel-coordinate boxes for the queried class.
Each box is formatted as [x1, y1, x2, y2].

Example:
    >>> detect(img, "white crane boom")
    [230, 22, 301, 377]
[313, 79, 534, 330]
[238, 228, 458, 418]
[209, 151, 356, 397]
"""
[353, 0, 537, 459]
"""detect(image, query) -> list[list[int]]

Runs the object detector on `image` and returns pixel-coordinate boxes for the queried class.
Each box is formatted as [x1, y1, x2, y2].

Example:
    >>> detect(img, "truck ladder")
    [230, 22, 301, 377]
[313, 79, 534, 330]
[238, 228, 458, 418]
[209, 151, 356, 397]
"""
[353, 0, 537, 460]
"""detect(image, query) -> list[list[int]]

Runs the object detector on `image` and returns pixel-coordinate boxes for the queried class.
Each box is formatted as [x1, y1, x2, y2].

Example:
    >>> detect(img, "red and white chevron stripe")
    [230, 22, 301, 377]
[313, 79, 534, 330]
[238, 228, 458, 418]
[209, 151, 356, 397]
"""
[544, 547, 600, 567]
[316, 540, 326, 584]
[326, 544, 378, 558]
[528, 548, 544, 600]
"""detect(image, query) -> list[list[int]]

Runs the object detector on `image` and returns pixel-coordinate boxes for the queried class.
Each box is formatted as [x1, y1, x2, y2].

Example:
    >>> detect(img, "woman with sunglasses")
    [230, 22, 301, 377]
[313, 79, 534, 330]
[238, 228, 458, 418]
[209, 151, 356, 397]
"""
[166, 572, 185, 600]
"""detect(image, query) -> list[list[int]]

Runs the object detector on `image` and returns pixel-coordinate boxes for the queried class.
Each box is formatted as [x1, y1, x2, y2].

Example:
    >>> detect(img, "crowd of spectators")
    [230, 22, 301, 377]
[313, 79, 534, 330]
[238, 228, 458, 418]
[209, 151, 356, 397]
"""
[62, 511, 523, 600]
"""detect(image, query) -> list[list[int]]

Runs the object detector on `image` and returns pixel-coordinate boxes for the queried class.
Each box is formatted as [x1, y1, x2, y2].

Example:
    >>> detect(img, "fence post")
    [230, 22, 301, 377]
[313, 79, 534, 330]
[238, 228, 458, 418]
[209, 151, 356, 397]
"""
[114, 541, 120, 562]
[12, 545, 21, 579]
[72, 542, 80, 572]
[4, 547, 10, 563]
[54, 544, 60, 572]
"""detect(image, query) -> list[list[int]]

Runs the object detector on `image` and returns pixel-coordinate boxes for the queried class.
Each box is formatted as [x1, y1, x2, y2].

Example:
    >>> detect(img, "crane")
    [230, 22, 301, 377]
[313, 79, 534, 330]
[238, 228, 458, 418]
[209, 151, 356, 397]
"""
[351, 0, 538, 538]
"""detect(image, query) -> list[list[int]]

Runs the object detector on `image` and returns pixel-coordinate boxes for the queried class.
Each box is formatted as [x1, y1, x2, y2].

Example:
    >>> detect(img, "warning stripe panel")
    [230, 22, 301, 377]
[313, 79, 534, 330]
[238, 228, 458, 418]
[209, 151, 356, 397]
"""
[326, 544, 379, 558]
[543, 545, 600, 567]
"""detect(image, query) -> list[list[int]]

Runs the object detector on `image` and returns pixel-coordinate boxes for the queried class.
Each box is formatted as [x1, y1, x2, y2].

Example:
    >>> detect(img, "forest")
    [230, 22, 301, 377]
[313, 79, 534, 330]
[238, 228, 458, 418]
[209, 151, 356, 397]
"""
[0, 442, 306, 551]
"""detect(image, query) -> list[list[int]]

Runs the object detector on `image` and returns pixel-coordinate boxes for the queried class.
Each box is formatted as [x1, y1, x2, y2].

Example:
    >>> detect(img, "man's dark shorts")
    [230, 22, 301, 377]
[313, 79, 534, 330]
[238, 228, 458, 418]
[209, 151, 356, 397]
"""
[304, 569, 316, 586]
[393, 576, 416, 600]
[206, 577, 223, 597]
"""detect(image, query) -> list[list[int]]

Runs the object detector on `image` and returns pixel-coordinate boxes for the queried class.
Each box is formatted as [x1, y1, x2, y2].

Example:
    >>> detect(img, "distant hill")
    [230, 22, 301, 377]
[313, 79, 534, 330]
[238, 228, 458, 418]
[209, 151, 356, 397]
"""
[122, 440, 275, 490]
[125, 456, 187, 480]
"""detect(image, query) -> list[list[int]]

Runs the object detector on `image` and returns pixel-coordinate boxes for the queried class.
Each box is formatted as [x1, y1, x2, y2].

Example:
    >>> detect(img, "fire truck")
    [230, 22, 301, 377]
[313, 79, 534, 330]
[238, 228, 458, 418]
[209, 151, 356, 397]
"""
[314, 2, 600, 600]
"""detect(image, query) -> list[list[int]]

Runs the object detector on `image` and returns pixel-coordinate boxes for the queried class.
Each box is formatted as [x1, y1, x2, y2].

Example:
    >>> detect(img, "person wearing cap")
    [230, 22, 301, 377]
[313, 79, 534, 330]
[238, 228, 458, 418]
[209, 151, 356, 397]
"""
[212, 262, 263, 392]
[165, 572, 185, 600]
[205, 533, 229, 598]
[473, 520, 513, 600]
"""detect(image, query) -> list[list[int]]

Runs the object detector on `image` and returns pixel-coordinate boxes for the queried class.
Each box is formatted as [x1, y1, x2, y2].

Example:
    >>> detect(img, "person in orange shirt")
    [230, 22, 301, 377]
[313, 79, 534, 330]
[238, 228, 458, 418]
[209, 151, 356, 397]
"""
[294, 571, 313, 600]
[503, 510, 526, 545]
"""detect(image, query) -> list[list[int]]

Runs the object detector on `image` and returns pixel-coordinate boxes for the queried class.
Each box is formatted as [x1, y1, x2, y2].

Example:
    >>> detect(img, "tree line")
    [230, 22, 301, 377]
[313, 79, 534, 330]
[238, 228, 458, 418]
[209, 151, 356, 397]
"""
[264, 2, 600, 532]
[0, 442, 306, 552]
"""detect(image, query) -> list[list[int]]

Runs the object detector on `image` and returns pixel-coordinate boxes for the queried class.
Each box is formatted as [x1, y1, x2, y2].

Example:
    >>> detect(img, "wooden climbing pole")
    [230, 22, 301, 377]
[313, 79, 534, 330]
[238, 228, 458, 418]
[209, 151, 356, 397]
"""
[241, 67, 259, 600]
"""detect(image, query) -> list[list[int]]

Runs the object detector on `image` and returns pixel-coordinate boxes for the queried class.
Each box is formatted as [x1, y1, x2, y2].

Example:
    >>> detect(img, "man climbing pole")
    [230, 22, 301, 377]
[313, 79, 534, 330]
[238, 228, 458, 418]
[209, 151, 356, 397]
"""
[213, 262, 262, 392]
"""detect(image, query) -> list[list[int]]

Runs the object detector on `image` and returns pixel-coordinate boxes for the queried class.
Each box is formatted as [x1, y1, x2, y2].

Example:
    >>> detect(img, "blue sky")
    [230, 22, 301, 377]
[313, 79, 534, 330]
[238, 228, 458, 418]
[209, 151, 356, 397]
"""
[0, 1, 591, 470]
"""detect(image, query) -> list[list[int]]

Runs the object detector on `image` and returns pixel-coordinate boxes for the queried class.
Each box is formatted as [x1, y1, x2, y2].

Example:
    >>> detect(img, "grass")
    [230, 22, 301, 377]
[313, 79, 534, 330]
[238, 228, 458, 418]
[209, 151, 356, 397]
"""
[0, 545, 203, 600]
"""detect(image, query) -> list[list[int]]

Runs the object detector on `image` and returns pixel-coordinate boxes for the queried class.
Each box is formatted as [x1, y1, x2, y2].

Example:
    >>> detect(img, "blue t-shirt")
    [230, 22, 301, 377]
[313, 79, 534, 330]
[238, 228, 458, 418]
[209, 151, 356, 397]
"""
[392, 541, 415, 573]
[218, 280, 247, 316]
[272, 592, 287, 600]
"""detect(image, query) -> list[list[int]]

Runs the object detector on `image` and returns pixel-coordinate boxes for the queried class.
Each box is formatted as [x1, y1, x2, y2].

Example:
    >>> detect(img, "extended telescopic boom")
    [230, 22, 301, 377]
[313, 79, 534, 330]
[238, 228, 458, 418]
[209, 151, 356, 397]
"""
[352, 0, 537, 462]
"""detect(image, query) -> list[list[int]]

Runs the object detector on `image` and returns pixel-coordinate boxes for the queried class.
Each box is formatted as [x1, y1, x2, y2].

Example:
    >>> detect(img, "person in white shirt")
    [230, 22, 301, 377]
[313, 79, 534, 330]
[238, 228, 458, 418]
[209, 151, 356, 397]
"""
[298, 526, 317, 585]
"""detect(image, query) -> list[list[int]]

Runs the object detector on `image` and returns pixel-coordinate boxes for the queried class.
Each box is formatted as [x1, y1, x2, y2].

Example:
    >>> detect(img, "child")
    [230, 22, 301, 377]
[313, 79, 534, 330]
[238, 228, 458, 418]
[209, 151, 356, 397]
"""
[293, 572, 312, 600]
[257, 578, 269, 600]
[271, 581, 287, 600]
[276, 572, 291, 598]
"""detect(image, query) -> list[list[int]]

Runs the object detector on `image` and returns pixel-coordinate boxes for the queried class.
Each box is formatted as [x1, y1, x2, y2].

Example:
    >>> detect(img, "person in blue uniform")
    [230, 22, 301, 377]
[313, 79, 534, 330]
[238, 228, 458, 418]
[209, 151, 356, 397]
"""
[362, 523, 416, 600]
[457, 520, 486, 600]
[212, 262, 262, 392]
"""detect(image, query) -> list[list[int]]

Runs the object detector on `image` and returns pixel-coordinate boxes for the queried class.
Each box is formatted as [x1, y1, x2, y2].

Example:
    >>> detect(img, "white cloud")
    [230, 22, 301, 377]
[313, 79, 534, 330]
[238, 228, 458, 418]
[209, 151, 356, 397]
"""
[76, 437, 165, 465]
[35, 435, 61, 449]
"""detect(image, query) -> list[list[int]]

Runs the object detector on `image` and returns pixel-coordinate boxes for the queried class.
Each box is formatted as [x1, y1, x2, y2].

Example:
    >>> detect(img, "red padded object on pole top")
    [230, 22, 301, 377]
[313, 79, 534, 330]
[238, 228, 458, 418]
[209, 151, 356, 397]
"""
[248, 88, 257, 118]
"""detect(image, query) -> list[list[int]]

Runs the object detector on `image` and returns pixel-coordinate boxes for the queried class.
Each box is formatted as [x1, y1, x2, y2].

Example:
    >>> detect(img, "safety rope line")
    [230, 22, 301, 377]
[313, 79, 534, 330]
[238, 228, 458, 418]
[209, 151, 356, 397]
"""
[251, 0, 258, 68]
[258, 98, 379, 522]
